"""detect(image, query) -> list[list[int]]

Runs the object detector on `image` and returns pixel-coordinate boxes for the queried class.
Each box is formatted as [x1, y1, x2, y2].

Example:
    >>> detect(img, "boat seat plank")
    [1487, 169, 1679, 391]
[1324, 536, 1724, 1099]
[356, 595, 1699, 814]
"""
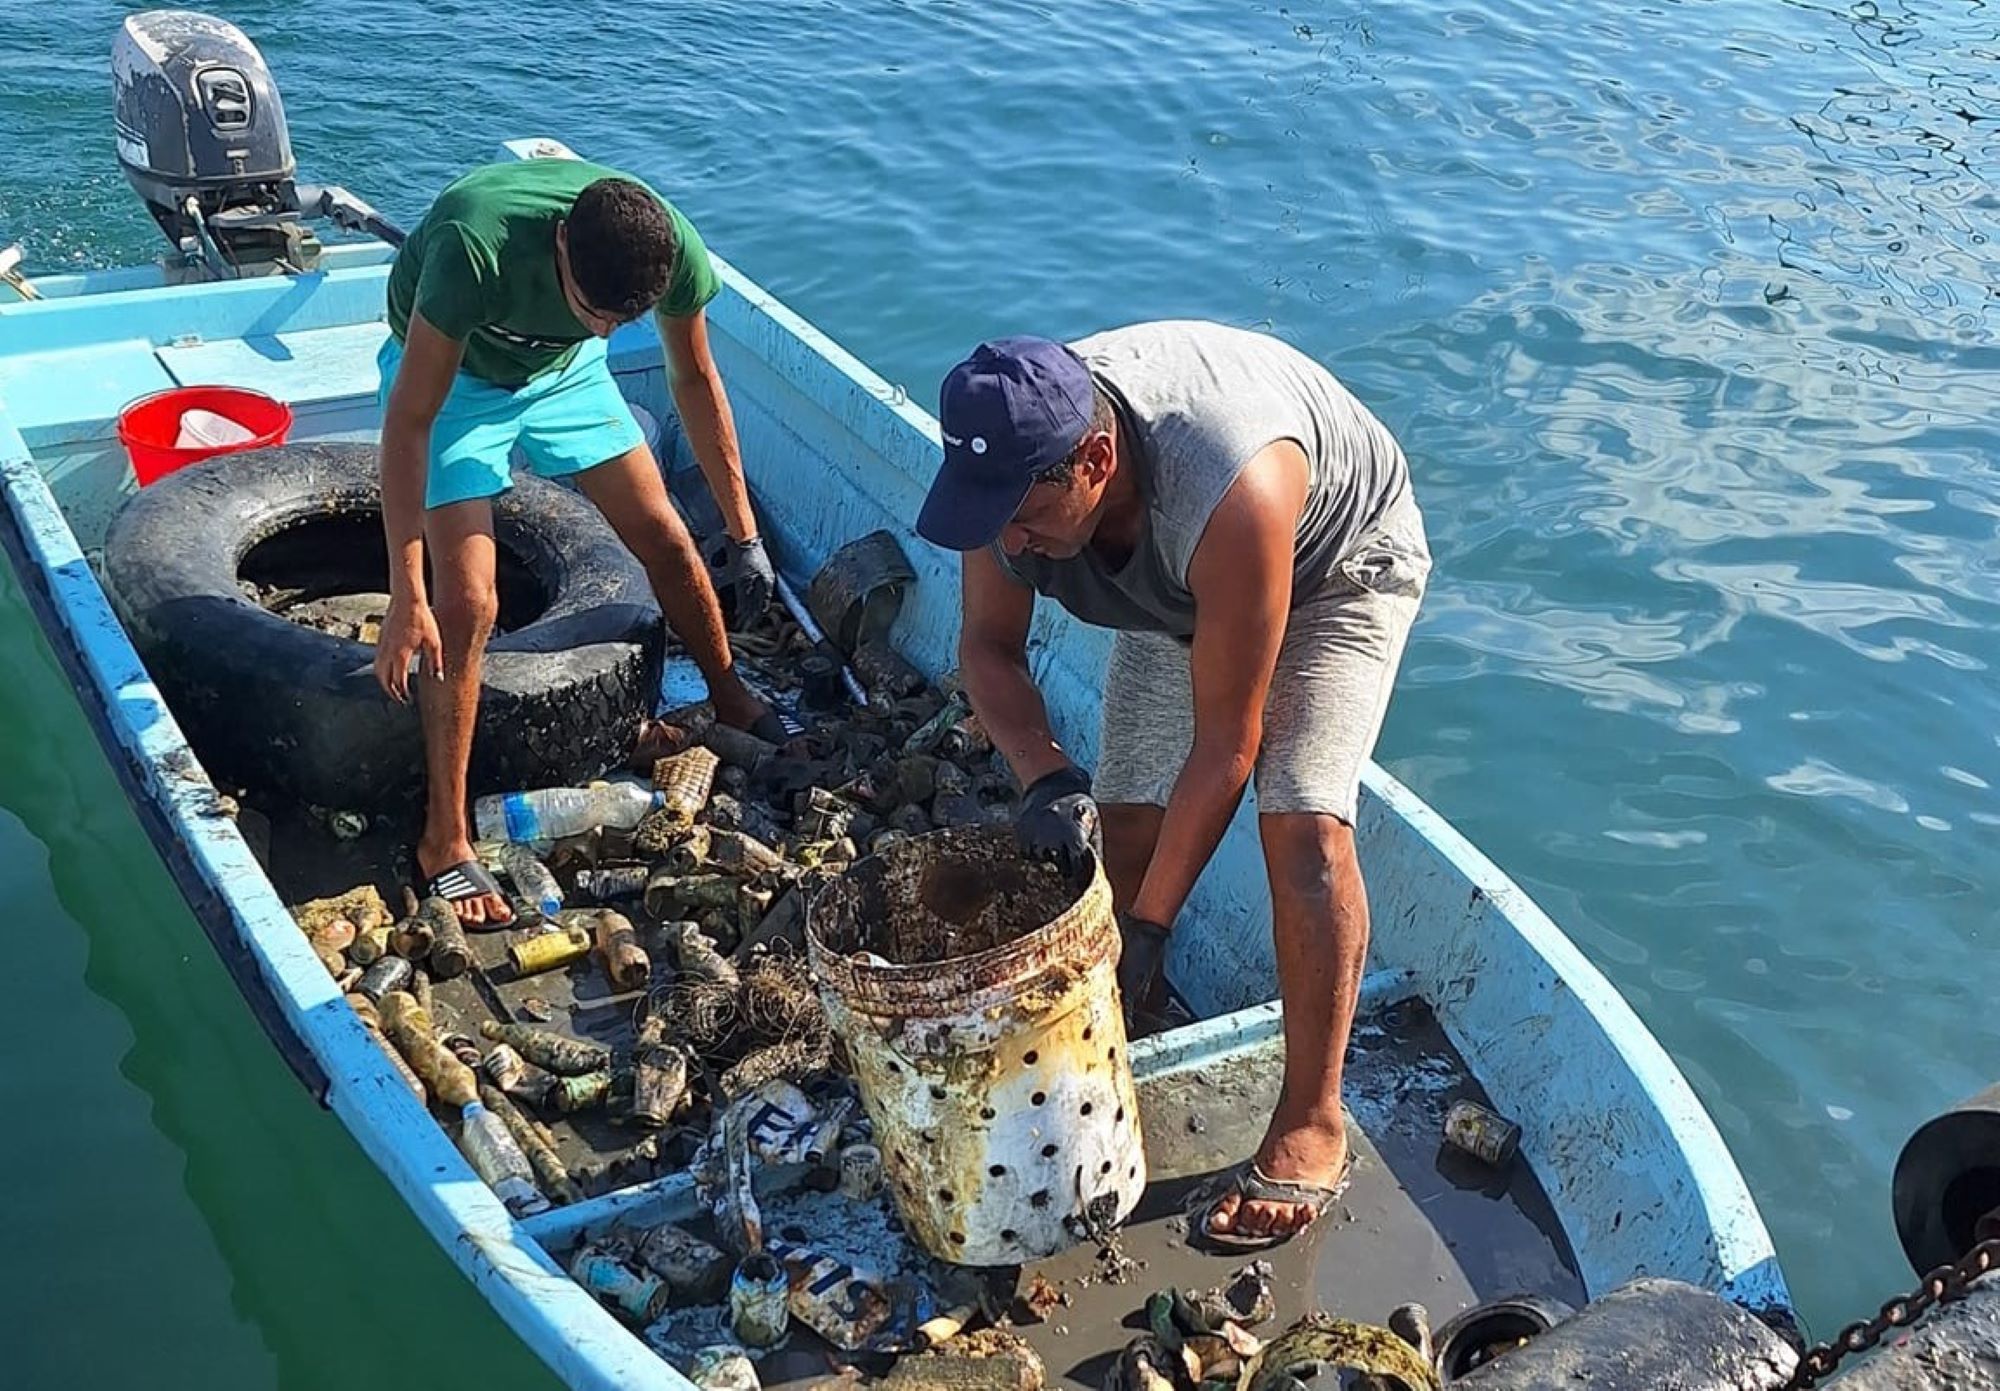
[156, 321, 390, 403]
[0, 341, 175, 445]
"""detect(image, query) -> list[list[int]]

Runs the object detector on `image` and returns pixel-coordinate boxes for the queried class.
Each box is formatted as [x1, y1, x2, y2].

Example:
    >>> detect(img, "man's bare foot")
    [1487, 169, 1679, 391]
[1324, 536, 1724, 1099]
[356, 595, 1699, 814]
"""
[1204, 1108, 1349, 1243]
[417, 834, 512, 926]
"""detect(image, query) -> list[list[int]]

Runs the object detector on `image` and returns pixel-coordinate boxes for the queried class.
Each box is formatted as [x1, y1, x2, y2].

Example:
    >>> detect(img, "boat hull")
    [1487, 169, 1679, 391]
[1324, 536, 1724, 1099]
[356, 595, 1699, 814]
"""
[0, 165, 1788, 1390]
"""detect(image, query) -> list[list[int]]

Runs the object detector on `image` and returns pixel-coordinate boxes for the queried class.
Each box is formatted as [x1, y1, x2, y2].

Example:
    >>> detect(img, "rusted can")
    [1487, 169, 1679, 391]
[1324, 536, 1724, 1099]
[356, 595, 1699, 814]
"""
[808, 826, 1145, 1266]
[794, 787, 858, 842]
[355, 954, 414, 1004]
[792, 838, 857, 871]
[420, 896, 473, 979]
[852, 638, 926, 701]
[571, 1246, 669, 1324]
[671, 922, 742, 990]
[799, 651, 845, 709]
[390, 886, 435, 960]
[477, 1021, 611, 1076]
[634, 1222, 730, 1304]
[838, 1143, 884, 1201]
[1443, 1099, 1522, 1168]
[901, 690, 971, 756]
[509, 921, 593, 977]
[646, 870, 741, 921]
[349, 905, 393, 965]
[701, 722, 780, 771]
[629, 1035, 690, 1131]
[573, 865, 650, 904]
[481, 1043, 536, 1099]
[544, 1069, 623, 1114]
[729, 1251, 791, 1349]
[667, 824, 713, 875]
[594, 910, 650, 992]
[707, 792, 786, 847]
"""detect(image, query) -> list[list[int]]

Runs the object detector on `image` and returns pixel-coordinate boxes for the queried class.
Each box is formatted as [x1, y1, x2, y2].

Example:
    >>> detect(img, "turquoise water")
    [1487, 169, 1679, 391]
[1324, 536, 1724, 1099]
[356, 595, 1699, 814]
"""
[3, 0, 1998, 1383]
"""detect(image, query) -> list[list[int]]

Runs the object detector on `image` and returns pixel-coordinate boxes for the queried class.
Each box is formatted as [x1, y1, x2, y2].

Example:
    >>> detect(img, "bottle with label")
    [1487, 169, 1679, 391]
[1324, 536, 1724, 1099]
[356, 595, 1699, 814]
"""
[473, 782, 663, 845]
[457, 1101, 551, 1217]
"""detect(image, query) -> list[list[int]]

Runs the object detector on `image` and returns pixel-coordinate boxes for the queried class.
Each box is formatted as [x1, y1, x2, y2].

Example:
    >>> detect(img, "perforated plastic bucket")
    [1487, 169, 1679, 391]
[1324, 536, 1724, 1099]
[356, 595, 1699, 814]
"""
[117, 385, 293, 486]
[808, 826, 1145, 1266]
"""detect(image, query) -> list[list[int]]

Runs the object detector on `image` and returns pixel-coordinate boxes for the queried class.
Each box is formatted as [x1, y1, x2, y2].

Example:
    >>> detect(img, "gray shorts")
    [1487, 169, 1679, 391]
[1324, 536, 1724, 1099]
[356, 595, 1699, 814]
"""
[1096, 494, 1430, 824]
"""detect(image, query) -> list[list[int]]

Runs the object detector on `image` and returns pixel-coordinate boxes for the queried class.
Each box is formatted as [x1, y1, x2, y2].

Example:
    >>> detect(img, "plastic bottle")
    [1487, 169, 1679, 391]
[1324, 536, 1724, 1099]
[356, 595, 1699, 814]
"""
[457, 1101, 551, 1217]
[474, 782, 663, 845]
[497, 842, 564, 919]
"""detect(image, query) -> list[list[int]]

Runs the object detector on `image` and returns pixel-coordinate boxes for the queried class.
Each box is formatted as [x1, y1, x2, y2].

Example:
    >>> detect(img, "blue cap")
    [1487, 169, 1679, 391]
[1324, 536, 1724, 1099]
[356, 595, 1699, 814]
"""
[916, 336, 1095, 551]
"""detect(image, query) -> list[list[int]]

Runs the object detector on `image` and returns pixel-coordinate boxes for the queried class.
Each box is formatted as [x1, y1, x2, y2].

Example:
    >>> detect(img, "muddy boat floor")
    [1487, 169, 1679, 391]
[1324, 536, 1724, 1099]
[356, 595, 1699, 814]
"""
[250, 805, 1583, 1384]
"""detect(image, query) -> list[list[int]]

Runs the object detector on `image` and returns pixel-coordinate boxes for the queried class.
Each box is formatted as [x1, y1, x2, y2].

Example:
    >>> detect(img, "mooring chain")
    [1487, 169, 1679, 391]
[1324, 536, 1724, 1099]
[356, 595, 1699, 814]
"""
[1784, 1237, 2000, 1387]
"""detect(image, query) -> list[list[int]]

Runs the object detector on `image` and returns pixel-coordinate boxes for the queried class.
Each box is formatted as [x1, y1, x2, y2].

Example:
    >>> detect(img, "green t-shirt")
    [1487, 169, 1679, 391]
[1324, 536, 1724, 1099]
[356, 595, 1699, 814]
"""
[386, 159, 720, 388]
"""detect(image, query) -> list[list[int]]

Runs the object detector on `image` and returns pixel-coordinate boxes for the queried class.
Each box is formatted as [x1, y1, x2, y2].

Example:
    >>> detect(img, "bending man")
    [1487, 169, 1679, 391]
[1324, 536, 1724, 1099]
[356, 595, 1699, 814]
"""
[374, 158, 780, 924]
[916, 322, 1430, 1250]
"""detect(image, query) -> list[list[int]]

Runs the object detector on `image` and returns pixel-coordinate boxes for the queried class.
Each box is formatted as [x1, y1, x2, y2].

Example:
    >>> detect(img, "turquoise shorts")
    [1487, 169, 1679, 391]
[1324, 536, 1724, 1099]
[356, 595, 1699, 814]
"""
[375, 335, 645, 510]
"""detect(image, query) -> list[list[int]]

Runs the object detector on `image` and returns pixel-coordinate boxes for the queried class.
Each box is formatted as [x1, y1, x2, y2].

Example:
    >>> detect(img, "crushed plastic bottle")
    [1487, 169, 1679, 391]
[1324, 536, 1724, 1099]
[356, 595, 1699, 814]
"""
[457, 1101, 551, 1217]
[474, 782, 664, 845]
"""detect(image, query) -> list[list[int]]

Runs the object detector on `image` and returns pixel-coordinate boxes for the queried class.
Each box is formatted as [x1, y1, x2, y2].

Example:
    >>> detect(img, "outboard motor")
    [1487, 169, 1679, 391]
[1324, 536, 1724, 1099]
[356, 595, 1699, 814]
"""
[112, 9, 401, 277]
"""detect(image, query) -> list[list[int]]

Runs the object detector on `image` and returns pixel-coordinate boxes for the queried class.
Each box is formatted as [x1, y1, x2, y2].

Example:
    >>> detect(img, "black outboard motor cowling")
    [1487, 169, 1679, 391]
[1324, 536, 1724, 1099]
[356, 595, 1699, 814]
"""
[113, 9, 301, 269]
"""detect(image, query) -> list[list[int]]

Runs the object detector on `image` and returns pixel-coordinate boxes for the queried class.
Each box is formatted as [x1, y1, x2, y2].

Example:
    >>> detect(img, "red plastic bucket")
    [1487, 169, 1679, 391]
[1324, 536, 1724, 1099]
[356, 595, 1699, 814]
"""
[117, 385, 294, 486]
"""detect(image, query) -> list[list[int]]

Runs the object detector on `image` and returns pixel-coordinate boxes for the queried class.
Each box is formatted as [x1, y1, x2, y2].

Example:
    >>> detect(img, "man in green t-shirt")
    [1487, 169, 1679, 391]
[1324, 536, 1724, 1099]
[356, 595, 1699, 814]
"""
[373, 158, 781, 924]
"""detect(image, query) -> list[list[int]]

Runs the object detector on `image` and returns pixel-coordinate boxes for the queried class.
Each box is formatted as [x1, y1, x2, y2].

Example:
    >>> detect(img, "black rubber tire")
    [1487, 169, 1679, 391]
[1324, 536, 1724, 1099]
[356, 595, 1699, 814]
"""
[103, 441, 663, 816]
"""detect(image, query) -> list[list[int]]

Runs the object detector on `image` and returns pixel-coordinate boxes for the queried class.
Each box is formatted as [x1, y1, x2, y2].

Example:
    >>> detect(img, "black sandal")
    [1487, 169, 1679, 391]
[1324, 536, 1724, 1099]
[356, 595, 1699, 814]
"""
[425, 858, 513, 925]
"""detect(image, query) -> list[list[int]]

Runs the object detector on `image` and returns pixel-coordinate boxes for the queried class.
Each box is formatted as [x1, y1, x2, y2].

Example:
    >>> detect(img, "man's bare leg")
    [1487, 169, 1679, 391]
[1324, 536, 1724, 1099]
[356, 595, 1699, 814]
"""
[575, 444, 766, 729]
[416, 498, 512, 925]
[1204, 812, 1366, 1241]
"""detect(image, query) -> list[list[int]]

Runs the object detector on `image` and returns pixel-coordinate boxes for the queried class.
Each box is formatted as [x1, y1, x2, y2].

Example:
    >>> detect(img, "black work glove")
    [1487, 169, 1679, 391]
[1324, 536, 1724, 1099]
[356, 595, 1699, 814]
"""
[1015, 764, 1102, 881]
[703, 533, 776, 628]
[1117, 914, 1172, 1035]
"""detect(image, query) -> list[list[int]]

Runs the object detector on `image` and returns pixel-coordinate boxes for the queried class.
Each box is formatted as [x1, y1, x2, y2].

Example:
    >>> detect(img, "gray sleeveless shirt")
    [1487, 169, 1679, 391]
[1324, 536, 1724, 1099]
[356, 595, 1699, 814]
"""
[1002, 320, 1415, 638]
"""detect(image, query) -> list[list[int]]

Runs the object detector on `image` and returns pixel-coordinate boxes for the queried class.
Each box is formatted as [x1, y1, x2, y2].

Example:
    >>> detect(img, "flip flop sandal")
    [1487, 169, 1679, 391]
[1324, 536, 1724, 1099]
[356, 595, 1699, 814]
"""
[425, 858, 513, 926]
[746, 708, 795, 744]
[1194, 1158, 1354, 1252]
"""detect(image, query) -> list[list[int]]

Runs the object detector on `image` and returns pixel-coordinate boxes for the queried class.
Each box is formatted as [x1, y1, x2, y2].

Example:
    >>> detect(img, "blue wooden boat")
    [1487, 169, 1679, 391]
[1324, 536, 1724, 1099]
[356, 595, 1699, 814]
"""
[0, 26, 1789, 1380]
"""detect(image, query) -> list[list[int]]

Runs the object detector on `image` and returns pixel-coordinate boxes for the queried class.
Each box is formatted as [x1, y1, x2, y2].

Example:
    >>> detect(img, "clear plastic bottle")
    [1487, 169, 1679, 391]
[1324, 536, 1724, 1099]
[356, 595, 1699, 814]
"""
[456, 1101, 551, 1217]
[473, 782, 662, 845]
[497, 842, 564, 918]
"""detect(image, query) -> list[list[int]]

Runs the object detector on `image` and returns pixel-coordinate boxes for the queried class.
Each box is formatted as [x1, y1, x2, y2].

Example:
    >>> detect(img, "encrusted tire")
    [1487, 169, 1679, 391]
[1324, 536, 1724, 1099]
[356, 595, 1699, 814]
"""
[103, 440, 662, 815]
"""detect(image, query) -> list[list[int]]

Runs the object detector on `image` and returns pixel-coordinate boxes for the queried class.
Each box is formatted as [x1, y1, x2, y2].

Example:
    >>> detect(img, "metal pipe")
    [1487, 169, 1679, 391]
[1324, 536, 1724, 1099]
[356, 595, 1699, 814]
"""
[773, 571, 868, 706]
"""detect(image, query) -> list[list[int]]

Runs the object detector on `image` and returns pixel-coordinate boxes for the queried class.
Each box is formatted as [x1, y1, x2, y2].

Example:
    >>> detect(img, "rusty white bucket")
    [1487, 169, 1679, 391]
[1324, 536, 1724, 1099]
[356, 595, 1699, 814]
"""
[807, 826, 1145, 1266]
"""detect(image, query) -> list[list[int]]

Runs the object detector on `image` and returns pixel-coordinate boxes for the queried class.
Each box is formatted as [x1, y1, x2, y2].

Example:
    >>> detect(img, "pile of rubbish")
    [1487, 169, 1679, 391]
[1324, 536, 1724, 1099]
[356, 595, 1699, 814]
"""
[284, 533, 1126, 1381]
